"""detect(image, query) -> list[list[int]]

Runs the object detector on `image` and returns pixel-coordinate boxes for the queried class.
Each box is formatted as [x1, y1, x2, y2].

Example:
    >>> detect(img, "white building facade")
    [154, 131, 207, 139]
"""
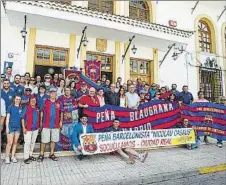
[1, 1, 226, 101]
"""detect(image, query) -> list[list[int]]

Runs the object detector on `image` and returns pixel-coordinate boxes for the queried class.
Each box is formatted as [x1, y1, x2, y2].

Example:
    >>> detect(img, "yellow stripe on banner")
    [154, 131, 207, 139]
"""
[199, 164, 226, 175]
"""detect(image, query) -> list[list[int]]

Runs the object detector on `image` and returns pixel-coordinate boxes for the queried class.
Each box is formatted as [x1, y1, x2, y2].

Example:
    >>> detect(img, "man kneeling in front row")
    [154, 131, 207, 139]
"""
[108, 118, 148, 164]
[71, 114, 94, 160]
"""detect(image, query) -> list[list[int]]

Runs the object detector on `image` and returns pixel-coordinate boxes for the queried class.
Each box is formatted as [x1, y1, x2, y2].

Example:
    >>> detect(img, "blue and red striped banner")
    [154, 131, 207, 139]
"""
[84, 100, 181, 132]
[84, 101, 226, 141]
[181, 103, 226, 141]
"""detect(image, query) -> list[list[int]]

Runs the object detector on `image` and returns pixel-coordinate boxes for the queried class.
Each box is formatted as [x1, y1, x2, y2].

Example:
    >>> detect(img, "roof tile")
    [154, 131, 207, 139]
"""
[7, 1, 194, 38]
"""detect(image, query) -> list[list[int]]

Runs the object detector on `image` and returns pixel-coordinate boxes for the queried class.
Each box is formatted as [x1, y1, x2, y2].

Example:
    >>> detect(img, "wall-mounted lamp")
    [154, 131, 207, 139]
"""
[172, 52, 178, 61]
[131, 44, 137, 55]
[77, 26, 88, 58]
[122, 35, 136, 63]
[171, 45, 187, 60]
[20, 15, 27, 52]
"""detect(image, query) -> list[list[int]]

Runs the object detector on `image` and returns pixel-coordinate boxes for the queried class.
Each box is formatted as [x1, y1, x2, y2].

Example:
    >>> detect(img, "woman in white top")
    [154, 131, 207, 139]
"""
[119, 87, 128, 108]
[29, 77, 38, 94]
[57, 79, 66, 99]
[97, 88, 105, 107]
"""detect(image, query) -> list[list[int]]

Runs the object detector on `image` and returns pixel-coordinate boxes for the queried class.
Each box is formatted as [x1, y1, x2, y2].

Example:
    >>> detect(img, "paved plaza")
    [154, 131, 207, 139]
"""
[1, 143, 226, 185]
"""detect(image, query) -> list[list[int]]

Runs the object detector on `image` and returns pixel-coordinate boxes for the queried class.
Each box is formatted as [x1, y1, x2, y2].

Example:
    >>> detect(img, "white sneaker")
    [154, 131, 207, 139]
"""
[11, 156, 18, 163]
[5, 157, 10, 164]
[217, 143, 223, 148]
[140, 152, 148, 163]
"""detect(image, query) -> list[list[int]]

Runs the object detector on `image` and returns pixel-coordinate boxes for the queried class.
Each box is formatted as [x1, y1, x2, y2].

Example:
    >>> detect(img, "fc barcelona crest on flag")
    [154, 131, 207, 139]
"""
[85, 60, 101, 83]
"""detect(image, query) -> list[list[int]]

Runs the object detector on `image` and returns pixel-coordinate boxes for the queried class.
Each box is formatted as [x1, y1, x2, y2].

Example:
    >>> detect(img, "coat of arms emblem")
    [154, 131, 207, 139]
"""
[81, 135, 97, 153]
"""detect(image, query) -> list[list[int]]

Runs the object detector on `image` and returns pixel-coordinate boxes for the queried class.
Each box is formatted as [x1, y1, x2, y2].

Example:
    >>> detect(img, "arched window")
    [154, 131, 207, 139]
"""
[129, 1, 150, 22]
[88, 0, 113, 14]
[198, 20, 212, 53]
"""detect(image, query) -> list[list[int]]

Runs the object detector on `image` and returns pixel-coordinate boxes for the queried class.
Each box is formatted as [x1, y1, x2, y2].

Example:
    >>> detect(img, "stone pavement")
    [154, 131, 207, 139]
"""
[1, 143, 226, 185]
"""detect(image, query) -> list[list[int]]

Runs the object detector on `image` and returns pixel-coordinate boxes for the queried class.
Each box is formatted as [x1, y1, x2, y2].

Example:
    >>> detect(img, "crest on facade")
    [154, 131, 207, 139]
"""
[96, 39, 107, 52]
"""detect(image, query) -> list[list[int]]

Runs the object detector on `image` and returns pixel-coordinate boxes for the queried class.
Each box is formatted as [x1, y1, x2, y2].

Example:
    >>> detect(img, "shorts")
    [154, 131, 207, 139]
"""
[41, 128, 60, 143]
[9, 127, 21, 134]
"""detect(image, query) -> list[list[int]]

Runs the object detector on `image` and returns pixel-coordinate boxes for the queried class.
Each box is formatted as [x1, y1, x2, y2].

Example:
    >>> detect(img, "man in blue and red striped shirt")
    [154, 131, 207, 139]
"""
[21, 95, 40, 164]
[37, 87, 63, 162]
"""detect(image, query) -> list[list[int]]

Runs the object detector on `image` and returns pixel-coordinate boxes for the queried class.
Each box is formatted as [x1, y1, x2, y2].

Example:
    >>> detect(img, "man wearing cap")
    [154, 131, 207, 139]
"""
[5, 66, 14, 82]
[75, 82, 88, 100]
[58, 86, 78, 150]
[1, 79, 16, 110]
[139, 90, 148, 104]
[21, 87, 32, 107]
[10, 74, 24, 96]
[37, 85, 49, 110]
[43, 74, 52, 94]
[37, 87, 63, 162]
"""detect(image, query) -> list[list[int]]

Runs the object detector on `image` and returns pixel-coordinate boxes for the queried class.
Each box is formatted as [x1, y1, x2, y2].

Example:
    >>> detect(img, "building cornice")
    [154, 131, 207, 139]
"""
[7, 1, 194, 38]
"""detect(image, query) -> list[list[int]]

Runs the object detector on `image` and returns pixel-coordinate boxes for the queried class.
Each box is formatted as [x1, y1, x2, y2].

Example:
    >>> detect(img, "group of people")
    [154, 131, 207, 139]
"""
[1, 66, 225, 165]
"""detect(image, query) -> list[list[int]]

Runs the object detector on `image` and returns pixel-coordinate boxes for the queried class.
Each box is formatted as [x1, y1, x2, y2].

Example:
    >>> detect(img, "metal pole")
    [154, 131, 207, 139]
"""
[191, 1, 199, 14]
[77, 26, 87, 59]
[159, 43, 176, 67]
[217, 6, 226, 21]
[122, 35, 135, 63]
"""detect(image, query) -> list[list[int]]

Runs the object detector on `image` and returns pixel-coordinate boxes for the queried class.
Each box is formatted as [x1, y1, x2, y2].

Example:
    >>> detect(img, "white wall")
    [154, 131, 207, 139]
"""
[36, 30, 70, 48]
[132, 46, 153, 60]
[156, 1, 226, 96]
[1, 13, 28, 75]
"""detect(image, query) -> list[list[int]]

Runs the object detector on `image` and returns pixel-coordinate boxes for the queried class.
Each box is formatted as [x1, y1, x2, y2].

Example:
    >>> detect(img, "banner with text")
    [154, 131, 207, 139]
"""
[181, 103, 226, 141]
[80, 128, 195, 155]
[83, 100, 181, 132]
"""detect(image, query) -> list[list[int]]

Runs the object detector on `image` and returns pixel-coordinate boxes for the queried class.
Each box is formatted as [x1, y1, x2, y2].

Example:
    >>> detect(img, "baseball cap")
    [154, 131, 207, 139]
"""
[49, 87, 57, 92]
[25, 87, 32, 91]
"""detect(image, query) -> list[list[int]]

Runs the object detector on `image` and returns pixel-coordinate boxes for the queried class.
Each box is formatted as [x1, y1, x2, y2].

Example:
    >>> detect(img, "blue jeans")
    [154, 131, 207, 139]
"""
[186, 139, 201, 149]
[198, 136, 223, 144]
[73, 144, 83, 155]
